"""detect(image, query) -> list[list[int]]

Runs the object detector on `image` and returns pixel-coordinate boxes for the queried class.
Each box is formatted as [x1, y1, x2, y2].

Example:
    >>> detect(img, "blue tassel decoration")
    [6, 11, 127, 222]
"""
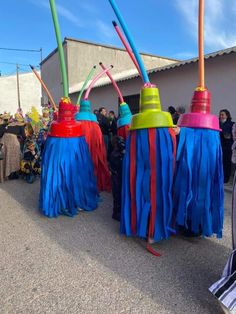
[121, 128, 174, 241]
[173, 128, 224, 237]
[40, 136, 98, 218]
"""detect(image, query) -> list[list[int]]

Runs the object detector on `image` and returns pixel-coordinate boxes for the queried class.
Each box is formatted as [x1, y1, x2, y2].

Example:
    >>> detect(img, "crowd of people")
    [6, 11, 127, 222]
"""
[0, 106, 53, 183]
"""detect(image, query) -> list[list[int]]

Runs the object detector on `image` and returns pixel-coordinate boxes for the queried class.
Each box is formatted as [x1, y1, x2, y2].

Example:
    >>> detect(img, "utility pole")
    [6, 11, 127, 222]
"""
[16, 64, 21, 110]
[40, 47, 43, 65]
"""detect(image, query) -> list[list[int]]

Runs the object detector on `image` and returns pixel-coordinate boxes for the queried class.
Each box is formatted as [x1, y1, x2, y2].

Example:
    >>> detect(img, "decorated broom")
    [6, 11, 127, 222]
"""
[75, 66, 112, 192]
[108, 0, 175, 255]
[99, 62, 132, 141]
[40, 0, 98, 217]
[173, 0, 224, 237]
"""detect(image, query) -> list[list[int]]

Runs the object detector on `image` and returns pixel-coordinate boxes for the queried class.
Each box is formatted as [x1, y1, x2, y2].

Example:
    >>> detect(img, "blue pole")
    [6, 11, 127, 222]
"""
[108, 0, 150, 84]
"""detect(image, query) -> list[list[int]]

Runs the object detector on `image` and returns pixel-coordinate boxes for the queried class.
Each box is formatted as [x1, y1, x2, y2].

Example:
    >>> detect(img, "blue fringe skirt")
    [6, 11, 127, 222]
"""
[121, 128, 174, 242]
[39, 136, 98, 217]
[173, 128, 224, 237]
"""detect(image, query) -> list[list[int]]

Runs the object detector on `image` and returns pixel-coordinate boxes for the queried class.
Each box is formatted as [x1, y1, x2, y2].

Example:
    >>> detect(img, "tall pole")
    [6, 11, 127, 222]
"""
[40, 47, 43, 65]
[198, 0, 205, 89]
[16, 64, 21, 110]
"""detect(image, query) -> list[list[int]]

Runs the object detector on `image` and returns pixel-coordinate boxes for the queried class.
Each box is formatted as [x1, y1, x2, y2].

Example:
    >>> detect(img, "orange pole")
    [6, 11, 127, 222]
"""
[198, 0, 205, 89]
[30, 65, 57, 111]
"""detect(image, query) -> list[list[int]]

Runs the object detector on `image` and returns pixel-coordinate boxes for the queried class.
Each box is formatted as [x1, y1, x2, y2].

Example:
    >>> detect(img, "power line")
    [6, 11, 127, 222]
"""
[0, 47, 41, 53]
[0, 47, 43, 64]
[0, 61, 39, 67]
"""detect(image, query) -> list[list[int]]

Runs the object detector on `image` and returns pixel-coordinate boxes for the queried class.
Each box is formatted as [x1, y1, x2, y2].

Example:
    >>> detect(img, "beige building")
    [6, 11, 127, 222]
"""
[41, 37, 178, 105]
[0, 71, 42, 115]
[41, 38, 236, 120]
[71, 46, 236, 120]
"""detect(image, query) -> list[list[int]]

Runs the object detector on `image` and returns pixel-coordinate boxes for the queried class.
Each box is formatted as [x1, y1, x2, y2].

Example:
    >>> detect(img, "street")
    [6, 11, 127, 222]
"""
[0, 180, 232, 314]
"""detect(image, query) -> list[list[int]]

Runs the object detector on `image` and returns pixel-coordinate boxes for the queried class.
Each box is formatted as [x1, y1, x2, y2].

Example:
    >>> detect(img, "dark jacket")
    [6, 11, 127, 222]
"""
[110, 118, 117, 136]
[220, 120, 234, 150]
[97, 113, 110, 135]
[0, 123, 7, 138]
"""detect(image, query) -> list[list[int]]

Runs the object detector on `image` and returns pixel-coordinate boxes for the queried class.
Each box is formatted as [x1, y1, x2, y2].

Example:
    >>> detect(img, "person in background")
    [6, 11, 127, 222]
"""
[24, 123, 35, 141]
[21, 139, 40, 183]
[0, 114, 22, 182]
[5, 113, 26, 151]
[109, 136, 125, 221]
[97, 107, 110, 153]
[109, 111, 117, 136]
[219, 109, 235, 183]
[108, 110, 117, 156]
[176, 105, 185, 116]
[93, 109, 99, 117]
[0, 113, 9, 138]
[168, 106, 180, 124]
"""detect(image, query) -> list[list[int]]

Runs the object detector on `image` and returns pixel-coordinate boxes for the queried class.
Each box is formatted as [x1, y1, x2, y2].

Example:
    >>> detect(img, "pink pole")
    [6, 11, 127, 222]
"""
[99, 62, 124, 103]
[84, 65, 113, 100]
[112, 21, 142, 78]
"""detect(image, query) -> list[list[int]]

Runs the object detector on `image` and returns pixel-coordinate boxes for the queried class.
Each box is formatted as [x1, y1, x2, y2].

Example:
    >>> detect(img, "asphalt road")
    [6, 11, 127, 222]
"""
[0, 180, 232, 314]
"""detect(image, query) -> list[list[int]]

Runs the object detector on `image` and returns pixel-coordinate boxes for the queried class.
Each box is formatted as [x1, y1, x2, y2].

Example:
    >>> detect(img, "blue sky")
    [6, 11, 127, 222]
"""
[1, 0, 236, 75]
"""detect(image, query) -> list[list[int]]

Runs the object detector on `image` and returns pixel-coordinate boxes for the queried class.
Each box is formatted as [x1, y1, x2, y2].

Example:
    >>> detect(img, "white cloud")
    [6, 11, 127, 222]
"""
[78, 2, 99, 15]
[95, 20, 117, 40]
[28, 0, 115, 42]
[175, 0, 236, 51]
[29, 0, 84, 28]
[56, 4, 84, 27]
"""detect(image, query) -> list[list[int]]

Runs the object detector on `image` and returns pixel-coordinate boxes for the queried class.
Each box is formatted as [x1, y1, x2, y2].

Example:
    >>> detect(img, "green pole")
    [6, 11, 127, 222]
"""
[49, 0, 68, 97]
[77, 66, 96, 105]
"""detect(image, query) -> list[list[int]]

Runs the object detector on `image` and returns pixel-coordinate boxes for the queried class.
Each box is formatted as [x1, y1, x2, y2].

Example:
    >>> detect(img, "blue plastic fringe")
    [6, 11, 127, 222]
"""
[121, 128, 174, 241]
[173, 128, 224, 237]
[39, 136, 98, 218]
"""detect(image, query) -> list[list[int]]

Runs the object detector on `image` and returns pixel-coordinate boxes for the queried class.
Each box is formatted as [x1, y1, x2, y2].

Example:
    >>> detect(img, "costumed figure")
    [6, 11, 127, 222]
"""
[40, 0, 98, 217]
[75, 66, 112, 192]
[173, 0, 224, 238]
[109, 0, 176, 256]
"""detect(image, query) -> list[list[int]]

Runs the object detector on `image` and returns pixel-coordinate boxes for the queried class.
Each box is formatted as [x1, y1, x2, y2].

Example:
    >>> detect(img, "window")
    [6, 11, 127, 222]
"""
[119, 94, 140, 114]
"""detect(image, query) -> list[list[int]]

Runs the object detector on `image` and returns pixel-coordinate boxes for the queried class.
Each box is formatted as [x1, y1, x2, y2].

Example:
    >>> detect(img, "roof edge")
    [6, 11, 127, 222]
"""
[41, 37, 179, 66]
[64, 37, 179, 61]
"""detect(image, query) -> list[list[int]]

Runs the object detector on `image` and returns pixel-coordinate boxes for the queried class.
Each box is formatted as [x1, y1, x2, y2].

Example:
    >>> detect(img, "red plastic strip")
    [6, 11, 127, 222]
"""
[148, 128, 157, 237]
[117, 125, 129, 141]
[147, 243, 161, 257]
[168, 128, 177, 173]
[146, 129, 161, 257]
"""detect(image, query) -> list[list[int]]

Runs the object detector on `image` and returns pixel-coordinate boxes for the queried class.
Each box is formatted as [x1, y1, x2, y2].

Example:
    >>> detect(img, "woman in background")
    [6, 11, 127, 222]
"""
[219, 109, 234, 183]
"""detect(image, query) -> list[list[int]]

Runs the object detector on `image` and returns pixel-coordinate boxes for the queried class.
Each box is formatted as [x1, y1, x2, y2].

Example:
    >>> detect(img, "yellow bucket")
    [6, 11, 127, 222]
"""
[130, 86, 174, 130]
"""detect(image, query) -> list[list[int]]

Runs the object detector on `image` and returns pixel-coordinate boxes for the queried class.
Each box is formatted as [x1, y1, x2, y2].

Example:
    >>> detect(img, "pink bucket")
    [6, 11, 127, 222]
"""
[178, 89, 221, 131]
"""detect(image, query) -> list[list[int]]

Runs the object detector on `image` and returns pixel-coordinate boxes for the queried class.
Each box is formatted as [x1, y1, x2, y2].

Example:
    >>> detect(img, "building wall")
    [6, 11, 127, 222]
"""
[72, 52, 236, 121]
[66, 39, 176, 88]
[41, 39, 176, 105]
[0, 71, 41, 114]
